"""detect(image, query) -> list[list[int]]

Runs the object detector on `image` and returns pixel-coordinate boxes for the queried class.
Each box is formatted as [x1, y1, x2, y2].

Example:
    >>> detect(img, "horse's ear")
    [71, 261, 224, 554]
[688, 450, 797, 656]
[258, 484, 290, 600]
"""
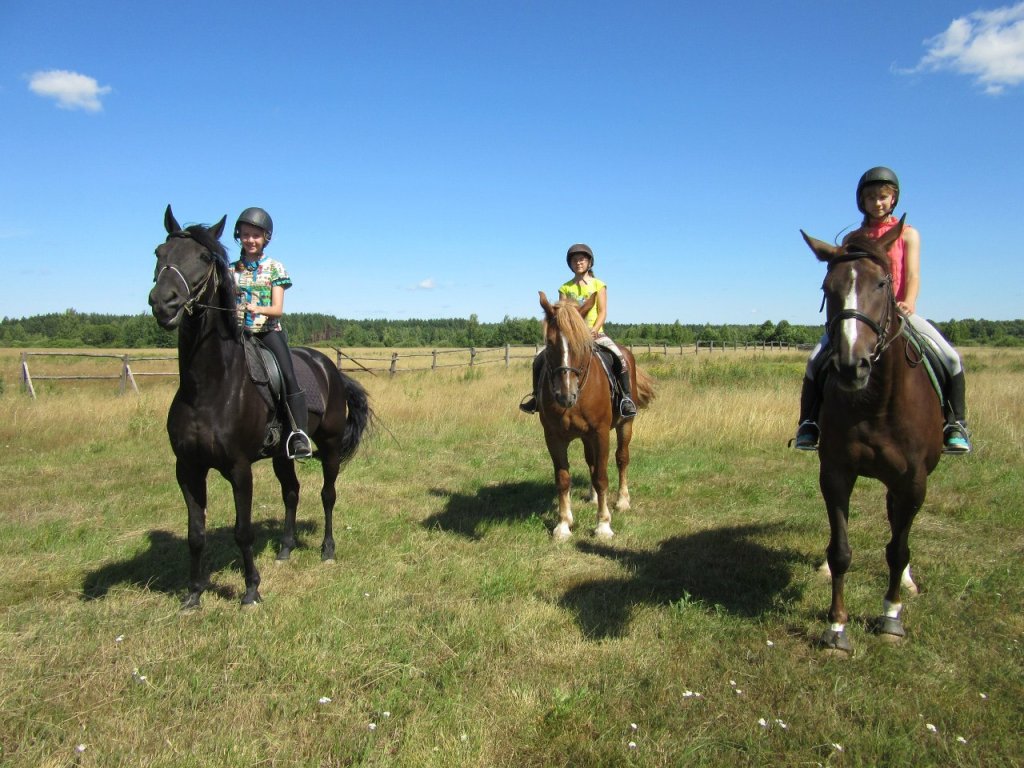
[579, 292, 597, 317]
[875, 214, 906, 252]
[801, 230, 839, 263]
[164, 204, 181, 234]
[210, 215, 227, 241]
[539, 291, 552, 313]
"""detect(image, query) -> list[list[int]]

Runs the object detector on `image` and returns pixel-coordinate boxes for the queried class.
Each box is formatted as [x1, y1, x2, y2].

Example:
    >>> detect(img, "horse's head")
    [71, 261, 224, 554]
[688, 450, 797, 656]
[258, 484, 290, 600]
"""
[801, 216, 904, 391]
[538, 290, 596, 408]
[149, 205, 230, 329]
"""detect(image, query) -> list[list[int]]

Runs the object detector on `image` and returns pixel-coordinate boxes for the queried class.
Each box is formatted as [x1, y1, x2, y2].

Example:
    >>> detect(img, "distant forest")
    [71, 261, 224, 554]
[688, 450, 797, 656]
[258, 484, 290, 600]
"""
[1, 310, 1022, 349]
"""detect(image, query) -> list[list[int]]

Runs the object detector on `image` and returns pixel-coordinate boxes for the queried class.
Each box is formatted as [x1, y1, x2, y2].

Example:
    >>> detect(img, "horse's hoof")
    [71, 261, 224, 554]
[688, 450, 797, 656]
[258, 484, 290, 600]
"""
[181, 593, 202, 612]
[594, 523, 614, 539]
[873, 616, 906, 640]
[552, 523, 572, 542]
[615, 496, 631, 512]
[819, 628, 852, 654]
[241, 589, 263, 609]
[276, 548, 292, 562]
[321, 545, 336, 562]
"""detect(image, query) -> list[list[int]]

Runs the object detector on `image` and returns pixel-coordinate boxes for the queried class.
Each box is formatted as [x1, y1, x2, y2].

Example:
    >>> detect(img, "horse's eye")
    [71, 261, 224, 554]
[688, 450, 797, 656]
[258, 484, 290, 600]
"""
[201, 251, 213, 263]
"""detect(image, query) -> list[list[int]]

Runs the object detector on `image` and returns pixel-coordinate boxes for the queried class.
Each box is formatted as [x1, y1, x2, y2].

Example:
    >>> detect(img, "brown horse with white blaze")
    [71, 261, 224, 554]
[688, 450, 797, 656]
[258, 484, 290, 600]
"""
[801, 216, 944, 653]
[536, 291, 654, 540]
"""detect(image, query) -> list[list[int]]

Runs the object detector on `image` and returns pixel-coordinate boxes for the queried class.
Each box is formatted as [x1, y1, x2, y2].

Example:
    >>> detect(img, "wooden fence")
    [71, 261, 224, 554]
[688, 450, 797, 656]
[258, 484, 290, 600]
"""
[18, 341, 803, 396]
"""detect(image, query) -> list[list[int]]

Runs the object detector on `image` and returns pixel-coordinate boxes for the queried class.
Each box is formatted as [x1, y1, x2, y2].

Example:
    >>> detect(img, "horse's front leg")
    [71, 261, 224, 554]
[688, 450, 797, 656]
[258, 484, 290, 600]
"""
[819, 466, 856, 652]
[877, 481, 925, 639]
[177, 461, 209, 611]
[272, 456, 301, 561]
[614, 421, 633, 511]
[227, 463, 261, 607]
[544, 433, 573, 541]
[588, 432, 613, 538]
[582, 439, 599, 503]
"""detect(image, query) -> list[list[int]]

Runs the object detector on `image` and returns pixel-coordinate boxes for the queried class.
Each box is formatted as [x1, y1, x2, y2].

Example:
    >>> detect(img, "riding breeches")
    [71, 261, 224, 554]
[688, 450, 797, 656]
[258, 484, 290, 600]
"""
[255, 329, 300, 394]
[594, 334, 627, 372]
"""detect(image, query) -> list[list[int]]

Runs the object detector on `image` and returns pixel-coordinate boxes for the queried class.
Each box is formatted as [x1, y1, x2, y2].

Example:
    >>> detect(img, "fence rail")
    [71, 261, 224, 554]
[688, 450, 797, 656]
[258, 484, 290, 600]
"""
[18, 341, 803, 396]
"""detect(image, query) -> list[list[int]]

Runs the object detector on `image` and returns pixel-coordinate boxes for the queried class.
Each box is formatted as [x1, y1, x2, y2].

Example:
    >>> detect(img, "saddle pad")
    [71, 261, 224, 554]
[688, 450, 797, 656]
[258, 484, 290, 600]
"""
[293, 353, 327, 417]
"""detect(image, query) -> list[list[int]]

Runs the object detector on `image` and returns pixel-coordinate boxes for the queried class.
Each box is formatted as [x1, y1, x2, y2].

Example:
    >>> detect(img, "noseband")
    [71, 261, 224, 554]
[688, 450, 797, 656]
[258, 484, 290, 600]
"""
[823, 251, 897, 363]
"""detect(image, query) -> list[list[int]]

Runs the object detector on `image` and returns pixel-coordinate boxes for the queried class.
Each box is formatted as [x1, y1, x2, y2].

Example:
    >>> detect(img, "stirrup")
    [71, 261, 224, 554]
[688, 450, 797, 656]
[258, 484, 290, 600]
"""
[792, 420, 819, 451]
[286, 429, 313, 460]
[943, 422, 971, 454]
[519, 394, 538, 414]
[619, 397, 637, 418]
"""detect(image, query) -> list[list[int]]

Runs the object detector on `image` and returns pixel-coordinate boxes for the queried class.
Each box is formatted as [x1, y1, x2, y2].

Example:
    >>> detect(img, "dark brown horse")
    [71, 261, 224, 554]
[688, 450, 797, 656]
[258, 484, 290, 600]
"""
[801, 216, 943, 652]
[148, 206, 372, 609]
[536, 291, 654, 540]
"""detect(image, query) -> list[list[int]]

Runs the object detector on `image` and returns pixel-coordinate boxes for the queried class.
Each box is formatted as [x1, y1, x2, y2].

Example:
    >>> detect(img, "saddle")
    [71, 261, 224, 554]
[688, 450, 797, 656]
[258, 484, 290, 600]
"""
[241, 335, 327, 456]
[593, 346, 627, 410]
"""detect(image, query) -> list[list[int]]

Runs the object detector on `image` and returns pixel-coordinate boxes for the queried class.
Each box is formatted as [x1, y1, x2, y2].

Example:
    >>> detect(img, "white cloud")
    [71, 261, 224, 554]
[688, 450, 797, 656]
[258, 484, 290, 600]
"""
[908, 2, 1024, 94]
[28, 69, 112, 111]
[416, 278, 437, 290]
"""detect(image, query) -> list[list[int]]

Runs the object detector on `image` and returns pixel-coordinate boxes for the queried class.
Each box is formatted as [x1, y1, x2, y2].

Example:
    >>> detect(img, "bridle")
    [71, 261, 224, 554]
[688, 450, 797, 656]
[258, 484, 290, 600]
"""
[542, 326, 594, 404]
[822, 251, 898, 364]
[154, 231, 226, 316]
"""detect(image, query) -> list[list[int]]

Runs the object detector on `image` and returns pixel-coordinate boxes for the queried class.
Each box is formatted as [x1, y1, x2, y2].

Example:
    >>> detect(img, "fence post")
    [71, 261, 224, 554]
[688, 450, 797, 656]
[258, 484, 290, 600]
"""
[21, 352, 36, 399]
[432, 350, 437, 371]
[470, 347, 477, 367]
[505, 344, 510, 367]
[390, 352, 398, 376]
[122, 355, 140, 395]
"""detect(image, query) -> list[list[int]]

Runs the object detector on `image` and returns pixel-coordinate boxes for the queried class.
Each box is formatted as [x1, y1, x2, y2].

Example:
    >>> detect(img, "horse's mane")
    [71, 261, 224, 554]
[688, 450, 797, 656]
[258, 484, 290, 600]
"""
[552, 298, 594, 361]
[173, 223, 241, 339]
[841, 232, 892, 273]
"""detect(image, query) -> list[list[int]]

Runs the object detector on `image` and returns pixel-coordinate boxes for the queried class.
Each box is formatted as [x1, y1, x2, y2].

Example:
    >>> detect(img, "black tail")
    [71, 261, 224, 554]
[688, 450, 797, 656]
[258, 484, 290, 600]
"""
[339, 371, 372, 464]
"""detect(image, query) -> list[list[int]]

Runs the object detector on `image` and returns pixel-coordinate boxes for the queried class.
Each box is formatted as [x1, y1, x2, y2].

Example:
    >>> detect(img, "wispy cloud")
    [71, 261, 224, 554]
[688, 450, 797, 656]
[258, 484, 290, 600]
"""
[415, 278, 437, 290]
[28, 69, 112, 111]
[905, 2, 1024, 94]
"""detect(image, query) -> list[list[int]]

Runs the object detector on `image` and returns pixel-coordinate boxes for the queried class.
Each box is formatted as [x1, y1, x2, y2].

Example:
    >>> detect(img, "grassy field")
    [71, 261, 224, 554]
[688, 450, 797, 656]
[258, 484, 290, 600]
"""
[0, 347, 1021, 767]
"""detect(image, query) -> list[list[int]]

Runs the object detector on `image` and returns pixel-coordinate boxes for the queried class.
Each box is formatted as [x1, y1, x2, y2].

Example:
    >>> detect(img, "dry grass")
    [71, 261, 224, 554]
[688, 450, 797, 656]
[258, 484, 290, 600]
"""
[0, 346, 1021, 767]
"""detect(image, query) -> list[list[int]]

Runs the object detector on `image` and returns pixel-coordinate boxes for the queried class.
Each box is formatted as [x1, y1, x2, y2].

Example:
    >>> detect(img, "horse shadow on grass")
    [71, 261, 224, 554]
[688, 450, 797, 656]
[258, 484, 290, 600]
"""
[422, 480, 555, 539]
[81, 518, 316, 602]
[561, 522, 811, 639]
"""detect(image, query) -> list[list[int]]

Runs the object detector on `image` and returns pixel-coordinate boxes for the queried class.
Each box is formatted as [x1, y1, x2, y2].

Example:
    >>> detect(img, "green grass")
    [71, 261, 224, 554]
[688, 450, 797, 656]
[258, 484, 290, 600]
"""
[0, 348, 1021, 766]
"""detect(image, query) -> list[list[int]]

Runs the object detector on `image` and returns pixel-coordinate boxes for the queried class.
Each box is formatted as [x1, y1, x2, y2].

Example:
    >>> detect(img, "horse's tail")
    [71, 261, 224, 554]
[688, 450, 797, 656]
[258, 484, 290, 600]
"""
[338, 371, 373, 464]
[634, 366, 655, 410]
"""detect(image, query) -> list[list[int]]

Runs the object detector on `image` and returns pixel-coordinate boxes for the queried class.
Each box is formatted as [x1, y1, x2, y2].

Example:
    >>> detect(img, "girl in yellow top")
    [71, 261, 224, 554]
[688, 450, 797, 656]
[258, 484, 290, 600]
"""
[520, 243, 637, 418]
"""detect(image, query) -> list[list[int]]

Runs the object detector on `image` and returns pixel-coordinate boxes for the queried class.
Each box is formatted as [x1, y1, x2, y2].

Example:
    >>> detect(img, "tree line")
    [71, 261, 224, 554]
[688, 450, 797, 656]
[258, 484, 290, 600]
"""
[1, 310, 1022, 349]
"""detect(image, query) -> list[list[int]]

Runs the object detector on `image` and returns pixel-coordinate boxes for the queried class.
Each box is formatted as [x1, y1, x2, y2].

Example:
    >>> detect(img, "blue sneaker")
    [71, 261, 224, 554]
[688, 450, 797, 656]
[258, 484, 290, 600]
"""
[943, 422, 971, 454]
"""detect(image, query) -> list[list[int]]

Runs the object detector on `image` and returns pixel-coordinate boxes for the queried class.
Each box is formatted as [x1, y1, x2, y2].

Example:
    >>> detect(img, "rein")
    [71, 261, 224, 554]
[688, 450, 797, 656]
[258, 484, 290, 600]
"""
[823, 251, 898, 363]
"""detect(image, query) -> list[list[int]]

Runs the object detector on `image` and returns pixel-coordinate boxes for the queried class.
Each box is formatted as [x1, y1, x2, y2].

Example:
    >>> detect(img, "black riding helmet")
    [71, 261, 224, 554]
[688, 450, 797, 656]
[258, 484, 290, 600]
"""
[566, 243, 594, 268]
[234, 207, 274, 241]
[856, 167, 900, 215]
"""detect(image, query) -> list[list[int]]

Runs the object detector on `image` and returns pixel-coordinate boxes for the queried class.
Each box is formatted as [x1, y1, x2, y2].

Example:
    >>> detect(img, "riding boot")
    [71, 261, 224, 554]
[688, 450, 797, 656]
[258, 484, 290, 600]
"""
[519, 355, 544, 414]
[793, 375, 820, 450]
[285, 391, 313, 459]
[943, 372, 971, 454]
[616, 370, 637, 418]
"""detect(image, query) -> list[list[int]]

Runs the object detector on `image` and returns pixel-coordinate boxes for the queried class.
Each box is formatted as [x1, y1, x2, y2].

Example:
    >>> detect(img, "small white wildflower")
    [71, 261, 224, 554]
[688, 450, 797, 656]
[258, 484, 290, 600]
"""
[382, 711, 391, 718]
[75, 744, 87, 753]
[368, 723, 377, 731]
[131, 668, 147, 684]
[628, 741, 637, 749]
[775, 719, 787, 730]
[682, 689, 702, 698]
[979, 692, 988, 699]
[957, 736, 968, 744]
[832, 743, 844, 752]
[363, 592, 370, 597]
[766, 640, 774, 647]
[318, 697, 331, 705]
[630, 723, 638, 732]
[758, 718, 769, 728]
[926, 723, 938, 733]
[734, 689, 743, 695]
[729, 680, 737, 686]
[460, 733, 468, 743]
[114, 635, 124, 643]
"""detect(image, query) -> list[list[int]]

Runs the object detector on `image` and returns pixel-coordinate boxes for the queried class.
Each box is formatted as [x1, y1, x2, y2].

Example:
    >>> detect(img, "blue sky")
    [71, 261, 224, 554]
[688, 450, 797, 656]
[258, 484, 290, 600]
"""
[2, 1, 1022, 325]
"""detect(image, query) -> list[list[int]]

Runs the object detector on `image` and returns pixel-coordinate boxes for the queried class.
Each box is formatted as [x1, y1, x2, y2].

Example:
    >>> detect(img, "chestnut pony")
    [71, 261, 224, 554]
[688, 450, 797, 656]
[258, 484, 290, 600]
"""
[535, 291, 654, 540]
[148, 206, 371, 609]
[801, 216, 944, 652]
